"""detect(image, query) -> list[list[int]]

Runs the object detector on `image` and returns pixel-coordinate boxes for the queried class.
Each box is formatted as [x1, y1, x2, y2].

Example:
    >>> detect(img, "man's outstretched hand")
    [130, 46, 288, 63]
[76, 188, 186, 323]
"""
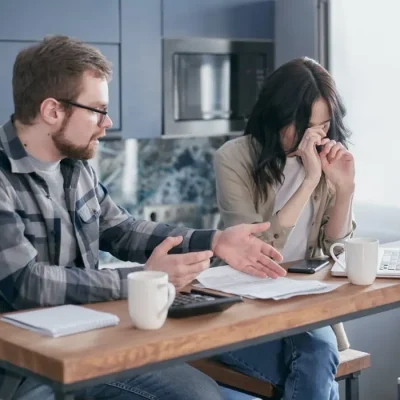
[212, 222, 286, 279]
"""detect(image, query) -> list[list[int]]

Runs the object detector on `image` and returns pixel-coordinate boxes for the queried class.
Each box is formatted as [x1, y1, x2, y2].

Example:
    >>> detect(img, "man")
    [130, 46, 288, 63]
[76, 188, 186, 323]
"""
[0, 36, 286, 399]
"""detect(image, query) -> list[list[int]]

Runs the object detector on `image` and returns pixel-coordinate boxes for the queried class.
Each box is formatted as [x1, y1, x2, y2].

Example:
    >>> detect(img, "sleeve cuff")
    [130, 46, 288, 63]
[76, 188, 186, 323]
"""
[322, 220, 356, 255]
[188, 229, 216, 252]
[118, 266, 144, 299]
[257, 213, 295, 251]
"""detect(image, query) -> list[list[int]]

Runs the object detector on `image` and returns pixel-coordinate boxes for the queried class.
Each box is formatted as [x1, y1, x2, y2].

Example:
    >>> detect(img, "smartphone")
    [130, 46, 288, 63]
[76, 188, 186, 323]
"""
[287, 259, 330, 274]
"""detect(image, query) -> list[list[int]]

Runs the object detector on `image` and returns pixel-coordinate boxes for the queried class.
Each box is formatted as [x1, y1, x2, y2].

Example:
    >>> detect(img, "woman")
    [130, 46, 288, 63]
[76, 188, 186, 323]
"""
[214, 57, 355, 400]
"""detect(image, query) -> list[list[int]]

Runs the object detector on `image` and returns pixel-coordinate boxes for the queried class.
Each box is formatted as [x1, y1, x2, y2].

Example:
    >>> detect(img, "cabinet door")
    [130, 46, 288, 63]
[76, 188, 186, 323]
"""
[0, 0, 162, 139]
[0, 42, 121, 130]
[163, 0, 274, 39]
[0, 0, 120, 43]
[0, 42, 31, 124]
[120, 0, 161, 138]
[96, 45, 120, 131]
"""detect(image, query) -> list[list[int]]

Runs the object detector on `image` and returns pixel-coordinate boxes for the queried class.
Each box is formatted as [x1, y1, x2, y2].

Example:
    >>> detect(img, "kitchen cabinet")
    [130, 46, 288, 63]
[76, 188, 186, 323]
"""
[0, 0, 273, 139]
[0, 0, 161, 139]
[0, 0, 120, 43]
[120, 0, 161, 139]
[162, 0, 274, 39]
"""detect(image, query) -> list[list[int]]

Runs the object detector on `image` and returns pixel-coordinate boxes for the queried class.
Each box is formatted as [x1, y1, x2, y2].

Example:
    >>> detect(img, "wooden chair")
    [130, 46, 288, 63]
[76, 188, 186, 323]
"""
[190, 349, 370, 400]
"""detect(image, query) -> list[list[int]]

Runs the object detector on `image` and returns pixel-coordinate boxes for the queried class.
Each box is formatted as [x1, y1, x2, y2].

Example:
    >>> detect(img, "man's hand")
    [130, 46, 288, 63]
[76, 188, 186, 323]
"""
[144, 236, 213, 290]
[212, 222, 286, 278]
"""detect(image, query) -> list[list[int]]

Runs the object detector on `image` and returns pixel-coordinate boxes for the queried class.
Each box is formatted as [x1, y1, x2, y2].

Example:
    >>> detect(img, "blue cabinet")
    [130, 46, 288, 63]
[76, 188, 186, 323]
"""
[0, 0, 274, 139]
[0, 42, 31, 126]
[0, 0, 120, 43]
[120, 0, 161, 139]
[0, 0, 160, 139]
[96, 45, 121, 131]
[162, 0, 274, 39]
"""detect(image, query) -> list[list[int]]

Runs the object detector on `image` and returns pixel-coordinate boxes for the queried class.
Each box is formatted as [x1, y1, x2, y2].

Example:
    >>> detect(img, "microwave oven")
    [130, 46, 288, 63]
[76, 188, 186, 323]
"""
[163, 38, 274, 137]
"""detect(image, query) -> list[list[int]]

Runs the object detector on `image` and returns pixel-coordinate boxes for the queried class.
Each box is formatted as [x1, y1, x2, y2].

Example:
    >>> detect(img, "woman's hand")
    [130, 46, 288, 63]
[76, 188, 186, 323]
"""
[319, 141, 355, 191]
[295, 126, 329, 186]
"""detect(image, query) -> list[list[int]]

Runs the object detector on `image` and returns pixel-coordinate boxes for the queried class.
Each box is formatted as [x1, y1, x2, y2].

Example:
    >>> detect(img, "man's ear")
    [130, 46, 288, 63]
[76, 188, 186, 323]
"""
[40, 98, 63, 125]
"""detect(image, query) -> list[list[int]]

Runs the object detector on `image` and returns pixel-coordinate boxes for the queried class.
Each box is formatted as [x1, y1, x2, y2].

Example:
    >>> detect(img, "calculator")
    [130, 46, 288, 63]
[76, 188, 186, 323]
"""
[167, 289, 243, 318]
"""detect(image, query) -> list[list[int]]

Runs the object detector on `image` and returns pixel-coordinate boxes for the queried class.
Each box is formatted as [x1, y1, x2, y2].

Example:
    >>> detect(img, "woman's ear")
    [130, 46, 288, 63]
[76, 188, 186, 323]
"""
[280, 124, 296, 152]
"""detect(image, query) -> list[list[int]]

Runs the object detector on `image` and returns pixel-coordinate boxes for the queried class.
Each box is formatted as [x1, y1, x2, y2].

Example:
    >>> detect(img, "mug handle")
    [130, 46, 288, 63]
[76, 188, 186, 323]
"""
[158, 283, 176, 316]
[330, 243, 346, 270]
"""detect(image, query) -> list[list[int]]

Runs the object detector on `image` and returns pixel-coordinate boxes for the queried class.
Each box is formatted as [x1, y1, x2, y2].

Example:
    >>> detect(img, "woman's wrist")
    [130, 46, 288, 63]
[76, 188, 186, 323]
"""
[334, 183, 355, 197]
[302, 177, 319, 192]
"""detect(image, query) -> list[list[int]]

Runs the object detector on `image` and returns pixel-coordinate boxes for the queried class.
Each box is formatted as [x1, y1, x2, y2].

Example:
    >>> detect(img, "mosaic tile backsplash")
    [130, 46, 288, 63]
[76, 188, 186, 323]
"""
[94, 135, 230, 224]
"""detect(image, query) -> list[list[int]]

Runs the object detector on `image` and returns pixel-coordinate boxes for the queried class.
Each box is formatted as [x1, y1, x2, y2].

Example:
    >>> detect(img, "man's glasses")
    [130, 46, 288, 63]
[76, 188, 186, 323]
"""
[58, 99, 108, 127]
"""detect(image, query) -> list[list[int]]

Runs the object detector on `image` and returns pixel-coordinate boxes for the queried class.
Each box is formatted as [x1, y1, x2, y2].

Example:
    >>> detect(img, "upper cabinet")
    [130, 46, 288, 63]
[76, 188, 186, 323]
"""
[0, 0, 161, 139]
[0, 0, 273, 139]
[162, 0, 274, 39]
[120, 0, 161, 139]
[0, 0, 120, 43]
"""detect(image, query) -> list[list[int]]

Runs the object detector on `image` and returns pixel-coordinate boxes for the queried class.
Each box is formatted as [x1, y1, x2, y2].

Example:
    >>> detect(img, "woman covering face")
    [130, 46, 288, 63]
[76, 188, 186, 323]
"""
[214, 56, 355, 263]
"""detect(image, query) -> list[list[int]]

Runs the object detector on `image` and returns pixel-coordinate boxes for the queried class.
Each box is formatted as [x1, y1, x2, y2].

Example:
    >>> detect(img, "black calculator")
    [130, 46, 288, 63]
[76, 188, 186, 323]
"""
[168, 289, 242, 318]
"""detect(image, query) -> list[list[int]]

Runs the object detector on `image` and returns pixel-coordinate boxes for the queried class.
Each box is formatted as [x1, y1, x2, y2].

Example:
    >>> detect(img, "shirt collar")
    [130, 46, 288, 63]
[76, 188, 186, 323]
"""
[0, 116, 78, 174]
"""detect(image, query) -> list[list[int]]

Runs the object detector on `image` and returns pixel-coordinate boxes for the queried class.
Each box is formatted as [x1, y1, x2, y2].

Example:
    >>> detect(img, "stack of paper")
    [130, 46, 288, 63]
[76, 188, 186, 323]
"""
[196, 265, 340, 300]
[1, 305, 120, 337]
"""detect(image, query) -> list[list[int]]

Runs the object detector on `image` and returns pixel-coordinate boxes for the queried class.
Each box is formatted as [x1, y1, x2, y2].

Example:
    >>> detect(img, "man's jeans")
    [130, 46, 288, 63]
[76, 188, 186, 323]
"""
[13, 327, 339, 400]
[12, 364, 224, 400]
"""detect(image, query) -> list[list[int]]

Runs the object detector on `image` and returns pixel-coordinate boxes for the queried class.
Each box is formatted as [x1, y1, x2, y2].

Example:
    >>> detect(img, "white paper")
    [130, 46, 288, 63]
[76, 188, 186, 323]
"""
[271, 282, 342, 300]
[100, 262, 144, 269]
[197, 265, 340, 300]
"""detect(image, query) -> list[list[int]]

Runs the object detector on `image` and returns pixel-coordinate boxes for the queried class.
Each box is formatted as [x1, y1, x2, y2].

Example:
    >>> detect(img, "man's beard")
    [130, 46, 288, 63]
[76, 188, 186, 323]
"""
[52, 116, 99, 160]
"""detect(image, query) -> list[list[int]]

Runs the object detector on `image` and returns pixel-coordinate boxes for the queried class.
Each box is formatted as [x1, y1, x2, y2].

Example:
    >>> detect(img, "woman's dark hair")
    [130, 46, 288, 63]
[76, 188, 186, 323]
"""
[244, 57, 351, 201]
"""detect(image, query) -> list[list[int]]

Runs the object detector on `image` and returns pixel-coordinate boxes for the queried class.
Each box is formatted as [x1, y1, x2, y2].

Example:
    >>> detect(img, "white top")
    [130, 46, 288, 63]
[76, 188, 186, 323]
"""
[273, 157, 313, 262]
[28, 156, 77, 266]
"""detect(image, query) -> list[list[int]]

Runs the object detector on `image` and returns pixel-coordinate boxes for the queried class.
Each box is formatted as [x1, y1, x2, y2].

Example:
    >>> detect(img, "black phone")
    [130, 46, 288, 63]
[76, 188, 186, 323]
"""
[287, 259, 330, 274]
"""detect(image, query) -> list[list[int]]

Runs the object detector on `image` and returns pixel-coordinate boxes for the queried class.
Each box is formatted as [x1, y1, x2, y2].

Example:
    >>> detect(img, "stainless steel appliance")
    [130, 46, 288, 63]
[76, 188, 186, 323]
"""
[163, 38, 274, 137]
[275, 0, 329, 68]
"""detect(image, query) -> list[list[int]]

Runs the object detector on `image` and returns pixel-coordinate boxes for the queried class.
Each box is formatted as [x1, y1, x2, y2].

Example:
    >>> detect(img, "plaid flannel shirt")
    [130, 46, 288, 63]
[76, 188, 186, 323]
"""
[0, 118, 215, 399]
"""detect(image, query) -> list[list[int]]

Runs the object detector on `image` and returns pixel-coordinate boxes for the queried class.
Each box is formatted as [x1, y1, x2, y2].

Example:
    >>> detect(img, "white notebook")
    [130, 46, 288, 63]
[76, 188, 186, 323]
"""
[1, 305, 120, 338]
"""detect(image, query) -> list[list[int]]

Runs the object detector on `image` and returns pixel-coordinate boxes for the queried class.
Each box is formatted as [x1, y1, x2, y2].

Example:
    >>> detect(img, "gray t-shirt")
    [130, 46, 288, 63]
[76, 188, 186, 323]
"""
[29, 156, 77, 266]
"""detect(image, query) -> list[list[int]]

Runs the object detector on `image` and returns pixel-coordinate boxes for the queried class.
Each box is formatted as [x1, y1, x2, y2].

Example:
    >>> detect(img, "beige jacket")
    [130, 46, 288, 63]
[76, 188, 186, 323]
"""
[214, 136, 356, 351]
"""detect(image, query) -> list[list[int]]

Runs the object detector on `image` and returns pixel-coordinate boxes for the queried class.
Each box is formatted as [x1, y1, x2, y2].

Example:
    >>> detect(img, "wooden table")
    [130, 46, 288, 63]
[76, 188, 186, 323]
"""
[0, 266, 400, 400]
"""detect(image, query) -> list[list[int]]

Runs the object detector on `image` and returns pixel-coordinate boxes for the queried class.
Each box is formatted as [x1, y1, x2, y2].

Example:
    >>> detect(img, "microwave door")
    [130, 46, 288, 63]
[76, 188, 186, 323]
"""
[174, 53, 232, 121]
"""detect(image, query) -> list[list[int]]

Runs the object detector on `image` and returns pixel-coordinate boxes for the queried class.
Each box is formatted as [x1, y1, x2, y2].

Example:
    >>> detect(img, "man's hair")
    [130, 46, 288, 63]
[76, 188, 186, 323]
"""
[12, 35, 112, 124]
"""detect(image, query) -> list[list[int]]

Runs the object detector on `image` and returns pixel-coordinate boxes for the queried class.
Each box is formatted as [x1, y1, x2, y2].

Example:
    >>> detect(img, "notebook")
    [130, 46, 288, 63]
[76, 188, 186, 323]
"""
[1, 305, 120, 338]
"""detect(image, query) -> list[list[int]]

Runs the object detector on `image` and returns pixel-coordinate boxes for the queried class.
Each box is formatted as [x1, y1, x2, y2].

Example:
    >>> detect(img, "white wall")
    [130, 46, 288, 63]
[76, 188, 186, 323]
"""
[330, 0, 400, 210]
[330, 3, 400, 399]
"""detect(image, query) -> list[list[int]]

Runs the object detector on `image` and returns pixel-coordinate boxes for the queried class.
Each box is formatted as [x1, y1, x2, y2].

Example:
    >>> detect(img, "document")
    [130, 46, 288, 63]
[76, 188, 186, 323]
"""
[197, 265, 340, 300]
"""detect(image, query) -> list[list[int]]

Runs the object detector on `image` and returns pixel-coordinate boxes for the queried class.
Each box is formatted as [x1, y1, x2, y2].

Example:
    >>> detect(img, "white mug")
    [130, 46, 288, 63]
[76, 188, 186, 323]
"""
[330, 238, 379, 285]
[127, 271, 176, 330]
